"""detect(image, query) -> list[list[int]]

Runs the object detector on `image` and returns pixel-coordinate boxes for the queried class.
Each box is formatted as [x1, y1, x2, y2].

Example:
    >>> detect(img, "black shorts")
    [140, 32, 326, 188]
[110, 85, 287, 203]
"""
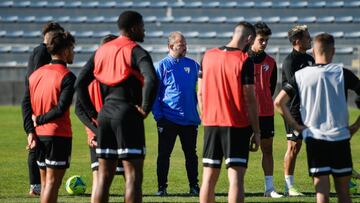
[36, 136, 72, 169]
[90, 147, 124, 175]
[96, 113, 145, 160]
[305, 137, 352, 177]
[203, 126, 252, 169]
[284, 116, 303, 141]
[259, 116, 274, 139]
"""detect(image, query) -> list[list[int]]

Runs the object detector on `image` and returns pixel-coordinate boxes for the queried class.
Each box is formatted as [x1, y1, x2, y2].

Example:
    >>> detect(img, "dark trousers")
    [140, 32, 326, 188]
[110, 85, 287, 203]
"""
[28, 148, 40, 184]
[156, 119, 199, 188]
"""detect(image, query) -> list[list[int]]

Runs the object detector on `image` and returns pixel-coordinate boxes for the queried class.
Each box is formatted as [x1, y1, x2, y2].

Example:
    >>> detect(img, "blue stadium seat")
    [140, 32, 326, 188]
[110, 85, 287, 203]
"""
[184, 2, 202, 8]
[23, 31, 41, 38]
[146, 31, 164, 38]
[71, 16, 88, 23]
[16, 1, 31, 8]
[187, 47, 206, 54]
[220, 1, 237, 8]
[133, 2, 151, 8]
[150, 1, 168, 8]
[74, 46, 82, 53]
[335, 16, 353, 23]
[331, 31, 344, 38]
[152, 47, 168, 54]
[20, 15, 36, 22]
[158, 16, 174, 23]
[199, 31, 217, 38]
[87, 16, 105, 23]
[336, 47, 354, 54]
[280, 16, 298, 23]
[170, 1, 185, 8]
[246, 16, 262, 23]
[76, 31, 94, 38]
[64, 1, 82, 8]
[115, 1, 133, 8]
[47, 1, 65, 8]
[226, 16, 245, 23]
[272, 32, 288, 39]
[144, 16, 157, 23]
[7, 30, 24, 38]
[264, 16, 280, 24]
[0, 31, 7, 37]
[192, 16, 209, 23]
[317, 16, 335, 23]
[203, 1, 220, 8]
[217, 32, 232, 38]
[279, 47, 292, 54]
[0, 1, 14, 8]
[272, 1, 290, 8]
[174, 16, 191, 23]
[255, 1, 272, 8]
[236, 2, 255, 8]
[79, 45, 98, 53]
[326, 1, 344, 8]
[93, 30, 113, 38]
[81, 1, 100, 8]
[58, 16, 70, 23]
[36, 16, 54, 23]
[32, 1, 48, 8]
[3, 16, 18, 22]
[97, 1, 116, 8]
[183, 31, 199, 38]
[103, 16, 117, 23]
[209, 16, 227, 23]
[11, 46, 30, 53]
[298, 16, 316, 23]
[344, 1, 360, 7]
[308, 1, 326, 8]
[344, 31, 360, 38]
[0, 45, 11, 53]
[289, 1, 308, 8]
[266, 47, 280, 54]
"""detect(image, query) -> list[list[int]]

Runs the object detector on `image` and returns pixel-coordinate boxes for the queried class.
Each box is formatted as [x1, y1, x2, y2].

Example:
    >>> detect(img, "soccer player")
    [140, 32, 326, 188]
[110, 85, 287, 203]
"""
[281, 25, 314, 196]
[24, 31, 76, 203]
[274, 33, 360, 203]
[74, 34, 124, 203]
[21, 21, 64, 196]
[198, 22, 260, 203]
[75, 11, 158, 203]
[248, 22, 282, 198]
[152, 32, 201, 196]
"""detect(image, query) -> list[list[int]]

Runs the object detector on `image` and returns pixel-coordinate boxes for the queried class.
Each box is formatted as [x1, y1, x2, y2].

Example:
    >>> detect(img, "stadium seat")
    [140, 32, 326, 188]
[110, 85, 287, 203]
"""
[220, 1, 237, 8]
[7, 30, 24, 38]
[331, 31, 344, 38]
[298, 16, 316, 23]
[16, 1, 31, 8]
[133, 2, 151, 8]
[64, 1, 82, 8]
[0, 45, 11, 53]
[23, 31, 41, 38]
[32, 1, 48, 8]
[170, 1, 185, 8]
[266, 47, 280, 54]
[272, 1, 290, 8]
[20, 15, 36, 22]
[152, 47, 168, 54]
[149, 2, 168, 8]
[0, 1, 14, 8]
[97, 1, 116, 8]
[202, 1, 220, 8]
[272, 32, 288, 39]
[335, 16, 353, 23]
[144, 16, 157, 23]
[3, 16, 18, 22]
[47, 1, 65, 8]
[93, 30, 113, 38]
[279, 47, 292, 54]
[0, 31, 7, 37]
[87, 16, 105, 23]
[158, 16, 174, 23]
[336, 47, 354, 54]
[344, 1, 360, 7]
[236, 2, 255, 8]
[114, 1, 133, 8]
[308, 1, 326, 8]
[184, 2, 202, 8]
[70, 16, 88, 23]
[199, 31, 217, 38]
[255, 1, 272, 8]
[81, 1, 100, 8]
[36, 15, 54, 23]
[344, 31, 360, 38]
[317, 16, 335, 23]
[279, 16, 298, 23]
[209, 16, 227, 23]
[217, 32, 232, 38]
[174, 16, 191, 23]
[183, 31, 199, 38]
[289, 1, 308, 8]
[58, 16, 70, 23]
[146, 31, 164, 38]
[76, 31, 94, 38]
[79, 45, 98, 53]
[226, 16, 245, 23]
[264, 16, 280, 24]
[246, 16, 262, 23]
[192, 16, 209, 23]
[103, 16, 117, 23]
[11, 46, 30, 53]
[326, 1, 344, 8]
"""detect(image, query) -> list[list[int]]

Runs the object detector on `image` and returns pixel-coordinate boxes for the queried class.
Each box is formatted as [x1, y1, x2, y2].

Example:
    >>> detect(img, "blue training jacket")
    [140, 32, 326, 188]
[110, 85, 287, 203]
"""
[152, 55, 201, 126]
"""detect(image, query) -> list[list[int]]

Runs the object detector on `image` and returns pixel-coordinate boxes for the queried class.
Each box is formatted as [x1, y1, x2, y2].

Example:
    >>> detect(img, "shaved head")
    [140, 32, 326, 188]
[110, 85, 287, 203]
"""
[168, 31, 184, 45]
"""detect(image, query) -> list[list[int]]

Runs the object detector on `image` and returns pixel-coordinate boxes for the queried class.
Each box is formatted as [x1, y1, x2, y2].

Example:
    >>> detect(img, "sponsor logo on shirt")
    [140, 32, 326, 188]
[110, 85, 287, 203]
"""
[184, 67, 190, 74]
[262, 64, 270, 72]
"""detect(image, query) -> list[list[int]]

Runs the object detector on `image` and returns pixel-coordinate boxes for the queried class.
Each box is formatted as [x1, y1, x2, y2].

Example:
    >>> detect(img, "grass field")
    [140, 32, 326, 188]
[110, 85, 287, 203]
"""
[0, 106, 359, 203]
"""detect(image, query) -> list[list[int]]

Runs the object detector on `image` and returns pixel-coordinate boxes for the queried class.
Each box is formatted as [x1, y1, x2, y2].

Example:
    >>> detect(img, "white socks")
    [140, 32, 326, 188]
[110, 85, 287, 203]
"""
[265, 176, 274, 192]
[285, 175, 294, 190]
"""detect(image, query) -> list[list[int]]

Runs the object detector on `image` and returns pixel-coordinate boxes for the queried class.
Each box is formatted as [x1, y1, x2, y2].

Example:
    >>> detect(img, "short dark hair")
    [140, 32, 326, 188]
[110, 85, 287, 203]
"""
[47, 31, 75, 55]
[314, 33, 334, 54]
[100, 34, 118, 45]
[42, 21, 64, 36]
[235, 21, 256, 37]
[288, 25, 308, 45]
[254, 22, 272, 36]
[117, 11, 143, 32]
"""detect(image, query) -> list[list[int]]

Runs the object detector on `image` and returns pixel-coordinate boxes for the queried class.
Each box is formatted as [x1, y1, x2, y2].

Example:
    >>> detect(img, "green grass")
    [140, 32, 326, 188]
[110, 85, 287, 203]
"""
[0, 106, 359, 202]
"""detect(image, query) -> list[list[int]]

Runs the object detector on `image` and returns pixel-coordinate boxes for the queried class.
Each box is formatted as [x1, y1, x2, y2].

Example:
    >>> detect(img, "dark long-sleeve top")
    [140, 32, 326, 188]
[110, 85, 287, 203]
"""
[248, 50, 277, 96]
[75, 46, 158, 120]
[22, 60, 76, 134]
[22, 43, 52, 135]
[75, 98, 97, 133]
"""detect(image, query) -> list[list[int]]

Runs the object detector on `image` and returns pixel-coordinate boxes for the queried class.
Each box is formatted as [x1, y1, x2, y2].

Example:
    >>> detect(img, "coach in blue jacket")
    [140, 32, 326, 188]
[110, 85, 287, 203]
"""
[152, 32, 201, 196]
